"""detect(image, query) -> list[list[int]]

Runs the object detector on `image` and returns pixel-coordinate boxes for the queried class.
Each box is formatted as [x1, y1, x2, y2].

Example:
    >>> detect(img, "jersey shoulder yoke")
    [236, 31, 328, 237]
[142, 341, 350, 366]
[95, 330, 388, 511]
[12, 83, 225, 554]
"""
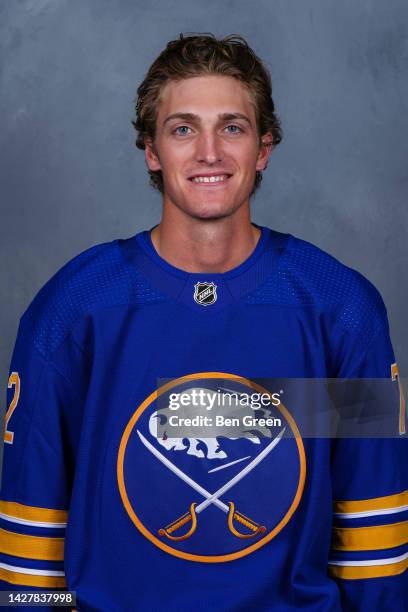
[248, 234, 388, 346]
[21, 239, 166, 359]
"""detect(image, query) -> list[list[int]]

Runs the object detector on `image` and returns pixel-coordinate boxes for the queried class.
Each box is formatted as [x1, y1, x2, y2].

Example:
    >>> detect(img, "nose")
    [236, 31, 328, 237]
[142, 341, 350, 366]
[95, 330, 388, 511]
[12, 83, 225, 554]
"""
[195, 131, 223, 165]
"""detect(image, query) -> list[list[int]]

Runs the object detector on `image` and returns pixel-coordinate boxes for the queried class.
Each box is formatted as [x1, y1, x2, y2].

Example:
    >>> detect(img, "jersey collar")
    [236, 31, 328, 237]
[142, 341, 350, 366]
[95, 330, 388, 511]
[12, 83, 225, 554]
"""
[120, 224, 289, 312]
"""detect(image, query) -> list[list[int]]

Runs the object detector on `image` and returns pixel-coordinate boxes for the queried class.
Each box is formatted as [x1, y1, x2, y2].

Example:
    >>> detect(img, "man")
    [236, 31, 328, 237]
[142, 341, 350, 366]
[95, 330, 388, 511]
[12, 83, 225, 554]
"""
[0, 34, 407, 611]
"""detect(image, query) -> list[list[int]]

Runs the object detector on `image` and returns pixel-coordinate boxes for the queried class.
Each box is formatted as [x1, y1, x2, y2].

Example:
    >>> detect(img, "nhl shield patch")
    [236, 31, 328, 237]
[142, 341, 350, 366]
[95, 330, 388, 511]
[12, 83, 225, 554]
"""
[194, 282, 217, 306]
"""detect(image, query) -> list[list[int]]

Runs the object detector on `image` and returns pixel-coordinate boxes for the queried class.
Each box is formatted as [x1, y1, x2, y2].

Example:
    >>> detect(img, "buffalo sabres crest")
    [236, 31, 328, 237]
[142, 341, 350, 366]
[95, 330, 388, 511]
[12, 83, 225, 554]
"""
[193, 282, 217, 306]
[117, 373, 305, 562]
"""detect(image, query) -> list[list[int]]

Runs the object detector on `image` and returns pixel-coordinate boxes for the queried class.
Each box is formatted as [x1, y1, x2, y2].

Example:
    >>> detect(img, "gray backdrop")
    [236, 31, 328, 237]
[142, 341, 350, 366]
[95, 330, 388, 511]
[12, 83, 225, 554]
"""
[1, 0, 407, 428]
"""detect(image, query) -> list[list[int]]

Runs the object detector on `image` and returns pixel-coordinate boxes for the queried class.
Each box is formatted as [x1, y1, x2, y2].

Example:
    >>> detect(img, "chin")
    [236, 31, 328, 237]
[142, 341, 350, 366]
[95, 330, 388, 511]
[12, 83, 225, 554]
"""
[186, 203, 239, 221]
[182, 194, 243, 219]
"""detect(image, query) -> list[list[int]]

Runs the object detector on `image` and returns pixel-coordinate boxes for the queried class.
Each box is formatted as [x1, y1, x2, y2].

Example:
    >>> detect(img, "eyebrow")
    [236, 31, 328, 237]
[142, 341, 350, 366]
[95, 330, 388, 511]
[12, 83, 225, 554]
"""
[163, 112, 253, 127]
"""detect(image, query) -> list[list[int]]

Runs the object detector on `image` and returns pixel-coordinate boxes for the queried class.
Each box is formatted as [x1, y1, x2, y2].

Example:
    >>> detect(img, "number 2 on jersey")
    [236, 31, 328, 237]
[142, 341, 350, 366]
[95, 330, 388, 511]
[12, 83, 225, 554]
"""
[4, 371, 20, 444]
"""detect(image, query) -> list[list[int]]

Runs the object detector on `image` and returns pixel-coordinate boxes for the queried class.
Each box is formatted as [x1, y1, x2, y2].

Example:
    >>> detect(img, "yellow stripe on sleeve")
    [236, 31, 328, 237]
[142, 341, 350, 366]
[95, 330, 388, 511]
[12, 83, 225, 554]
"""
[329, 556, 408, 580]
[334, 490, 408, 515]
[0, 566, 66, 588]
[0, 500, 68, 525]
[332, 520, 408, 551]
[0, 528, 64, 561]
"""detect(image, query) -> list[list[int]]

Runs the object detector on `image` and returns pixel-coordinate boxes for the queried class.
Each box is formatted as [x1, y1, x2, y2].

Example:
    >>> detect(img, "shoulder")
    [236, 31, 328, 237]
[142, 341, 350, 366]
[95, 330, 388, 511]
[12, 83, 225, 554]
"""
[254, 231, 389, 347]
[20, 238, 165, 359]
[285, 234, 388, 339]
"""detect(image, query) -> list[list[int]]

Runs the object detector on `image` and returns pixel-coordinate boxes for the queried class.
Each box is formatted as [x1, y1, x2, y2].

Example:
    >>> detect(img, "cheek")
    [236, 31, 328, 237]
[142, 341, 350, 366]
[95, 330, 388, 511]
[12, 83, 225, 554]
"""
[229, 142, 260, 168]
[160, 147, 189, 176]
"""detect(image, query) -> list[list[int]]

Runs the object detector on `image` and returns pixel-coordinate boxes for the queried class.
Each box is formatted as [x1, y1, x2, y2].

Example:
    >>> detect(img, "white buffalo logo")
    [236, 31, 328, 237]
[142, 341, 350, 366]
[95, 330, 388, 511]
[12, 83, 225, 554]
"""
[149, 387, 276, 460]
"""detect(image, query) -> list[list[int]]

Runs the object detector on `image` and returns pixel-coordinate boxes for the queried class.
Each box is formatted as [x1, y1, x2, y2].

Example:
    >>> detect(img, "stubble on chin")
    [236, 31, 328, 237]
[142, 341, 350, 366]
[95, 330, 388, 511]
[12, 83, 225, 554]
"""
[184, 201, 244, 222]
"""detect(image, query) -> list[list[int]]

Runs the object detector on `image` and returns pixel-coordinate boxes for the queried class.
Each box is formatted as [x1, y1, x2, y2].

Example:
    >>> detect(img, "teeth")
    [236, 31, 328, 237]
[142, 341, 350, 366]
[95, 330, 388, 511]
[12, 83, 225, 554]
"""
[191, 175, 228, 183]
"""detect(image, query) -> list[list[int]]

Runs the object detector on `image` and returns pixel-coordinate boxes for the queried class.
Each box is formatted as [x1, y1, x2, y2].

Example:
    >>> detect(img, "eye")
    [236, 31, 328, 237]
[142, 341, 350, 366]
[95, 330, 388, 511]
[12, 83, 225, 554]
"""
[225, 124, 242, 134]
[173, 125, 192, 136]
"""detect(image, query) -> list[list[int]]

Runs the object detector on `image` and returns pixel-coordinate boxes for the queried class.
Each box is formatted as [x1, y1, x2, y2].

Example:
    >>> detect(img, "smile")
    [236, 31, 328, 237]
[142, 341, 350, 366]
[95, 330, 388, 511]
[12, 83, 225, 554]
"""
[190, 174, 231, 183]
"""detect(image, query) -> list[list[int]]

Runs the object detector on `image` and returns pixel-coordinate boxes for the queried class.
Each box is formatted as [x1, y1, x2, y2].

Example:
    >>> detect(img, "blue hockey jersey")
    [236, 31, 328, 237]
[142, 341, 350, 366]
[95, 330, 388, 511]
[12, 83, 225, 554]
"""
[1, 224, 407, 611]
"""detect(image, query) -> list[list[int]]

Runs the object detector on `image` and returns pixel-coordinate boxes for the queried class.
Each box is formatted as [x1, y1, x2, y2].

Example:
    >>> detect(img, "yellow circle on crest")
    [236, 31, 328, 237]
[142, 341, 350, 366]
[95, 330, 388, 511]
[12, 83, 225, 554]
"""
[117, 371, 306, 562]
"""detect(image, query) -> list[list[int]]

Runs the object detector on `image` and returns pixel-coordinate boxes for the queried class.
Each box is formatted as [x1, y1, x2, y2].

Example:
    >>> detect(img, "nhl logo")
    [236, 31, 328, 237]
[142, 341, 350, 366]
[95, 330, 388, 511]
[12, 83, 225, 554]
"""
[193, 282, 217, 306]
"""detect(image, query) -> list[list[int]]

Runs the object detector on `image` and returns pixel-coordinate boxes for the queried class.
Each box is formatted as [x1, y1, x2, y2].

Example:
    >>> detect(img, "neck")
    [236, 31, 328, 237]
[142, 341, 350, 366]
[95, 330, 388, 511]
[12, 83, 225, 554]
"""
[150, 205, 260, 274]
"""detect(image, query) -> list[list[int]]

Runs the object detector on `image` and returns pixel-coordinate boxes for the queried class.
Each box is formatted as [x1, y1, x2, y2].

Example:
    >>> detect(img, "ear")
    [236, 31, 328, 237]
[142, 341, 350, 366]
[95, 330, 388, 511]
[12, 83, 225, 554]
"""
[145, 138, 162, 172]
[256, 132, 274, 171]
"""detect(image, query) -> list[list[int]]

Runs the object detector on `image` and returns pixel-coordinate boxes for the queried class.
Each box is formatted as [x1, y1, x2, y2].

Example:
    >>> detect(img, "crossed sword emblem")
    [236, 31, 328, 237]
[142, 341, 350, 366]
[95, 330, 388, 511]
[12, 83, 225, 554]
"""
[137, 427, 285, 541]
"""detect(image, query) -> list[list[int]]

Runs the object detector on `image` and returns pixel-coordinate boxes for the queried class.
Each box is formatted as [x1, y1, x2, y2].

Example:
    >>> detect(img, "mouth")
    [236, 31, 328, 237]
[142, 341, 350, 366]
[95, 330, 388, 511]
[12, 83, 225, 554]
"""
[188, 174, 232, 185]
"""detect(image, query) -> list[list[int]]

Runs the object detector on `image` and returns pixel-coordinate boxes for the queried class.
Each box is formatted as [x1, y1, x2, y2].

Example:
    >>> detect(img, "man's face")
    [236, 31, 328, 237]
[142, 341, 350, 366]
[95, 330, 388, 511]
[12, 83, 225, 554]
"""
[145, 75, 272, 220]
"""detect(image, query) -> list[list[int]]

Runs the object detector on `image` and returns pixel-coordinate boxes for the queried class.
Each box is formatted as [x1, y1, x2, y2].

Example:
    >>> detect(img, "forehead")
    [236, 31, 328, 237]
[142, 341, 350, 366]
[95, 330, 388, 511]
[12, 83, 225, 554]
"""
[156, 75, 256, 122]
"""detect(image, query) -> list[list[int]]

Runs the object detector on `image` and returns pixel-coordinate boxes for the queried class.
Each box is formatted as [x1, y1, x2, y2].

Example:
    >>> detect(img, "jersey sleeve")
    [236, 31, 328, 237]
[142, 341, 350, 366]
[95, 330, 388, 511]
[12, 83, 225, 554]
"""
[0, 311, 88, 606]
[329, 293, 408, 610]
